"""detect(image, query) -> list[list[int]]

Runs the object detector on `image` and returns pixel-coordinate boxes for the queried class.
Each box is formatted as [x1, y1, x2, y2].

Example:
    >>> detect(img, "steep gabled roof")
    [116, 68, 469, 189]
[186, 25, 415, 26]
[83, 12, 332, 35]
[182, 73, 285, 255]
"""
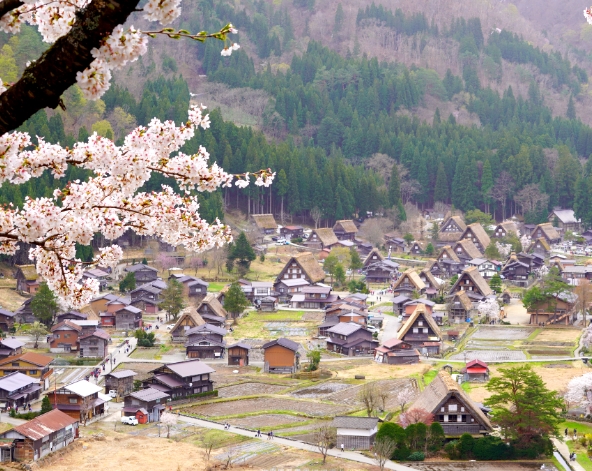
[420, 268, 441, 290]
[441, 215, 467, 232]
[198, 293, 227, 319]
[251, 214, 277, 230]
[449, 267, 493, 297]
[437, 246, 461, 263]
[495, 221, 518, 235]
[125, 263, 158, 273]
[397, 304, 441, 341]
[410, 371, 493, 433]
[333, 220, 358, 234]
[312, 228, 339, 247]
[392, 269, 426, 291]
[170, 306, 205, 334]
[528, 237, 551, 253]
[16, 265, 38, 281]
[279, 252, 325, 284]
[531, 223, 560, 242]
[462, 223, 491, 249]
[363, 248, 384, 267]
[454, 239, 482, 259]
[451, 290, 473, 311]
[550, 209, 579, 224]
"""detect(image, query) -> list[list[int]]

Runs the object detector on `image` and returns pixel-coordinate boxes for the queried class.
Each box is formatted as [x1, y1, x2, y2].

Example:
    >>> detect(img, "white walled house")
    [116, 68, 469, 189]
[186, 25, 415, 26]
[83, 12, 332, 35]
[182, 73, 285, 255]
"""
[331, 416, 378, 450]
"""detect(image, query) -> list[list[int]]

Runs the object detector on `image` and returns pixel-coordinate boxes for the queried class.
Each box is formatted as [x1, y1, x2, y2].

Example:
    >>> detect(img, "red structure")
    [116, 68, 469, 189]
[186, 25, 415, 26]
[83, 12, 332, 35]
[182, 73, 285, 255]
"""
[463, 359, 489, 382]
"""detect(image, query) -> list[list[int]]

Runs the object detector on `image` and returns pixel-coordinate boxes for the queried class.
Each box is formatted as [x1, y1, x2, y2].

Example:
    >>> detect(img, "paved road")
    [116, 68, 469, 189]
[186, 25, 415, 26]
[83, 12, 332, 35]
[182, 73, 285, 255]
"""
[176, 414, 416, 471]
[553, 438, 585, 471]
[380, 312, 401, 344]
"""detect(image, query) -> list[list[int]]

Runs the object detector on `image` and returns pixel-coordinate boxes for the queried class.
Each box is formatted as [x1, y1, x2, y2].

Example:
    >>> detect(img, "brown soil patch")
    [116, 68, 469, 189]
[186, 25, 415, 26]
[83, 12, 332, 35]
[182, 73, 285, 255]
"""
[184, 397, 351, 418]
[534, 329, 580, 343]
[217, 382, 287, 398]
[0, 288, 28, 311]
[42, 434, 222, 471]
[227, 414, 304, 428]
[327, 358, 428, 380]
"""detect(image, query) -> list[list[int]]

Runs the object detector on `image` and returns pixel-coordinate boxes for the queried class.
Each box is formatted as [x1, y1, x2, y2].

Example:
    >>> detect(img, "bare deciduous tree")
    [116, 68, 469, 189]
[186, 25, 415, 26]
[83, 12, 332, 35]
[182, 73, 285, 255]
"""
[514, 184, 549, 215]
[374, 437, 397, 471]
[401, 179, 420, 204]
[201, 435, 218, 462]
[310, 207, 322, 230]
[359, 218, 393, 247]
[575, 279, 592, 326]
[314, 425, 336, 464]
[395, 387, 416, 413]
[489, 172, 514, 220]
[358, 383, 380, 417]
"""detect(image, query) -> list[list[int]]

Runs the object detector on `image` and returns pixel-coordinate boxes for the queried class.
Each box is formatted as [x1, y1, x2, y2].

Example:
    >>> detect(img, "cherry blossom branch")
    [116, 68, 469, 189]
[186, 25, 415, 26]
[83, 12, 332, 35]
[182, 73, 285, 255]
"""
[0, 0, 22, 18]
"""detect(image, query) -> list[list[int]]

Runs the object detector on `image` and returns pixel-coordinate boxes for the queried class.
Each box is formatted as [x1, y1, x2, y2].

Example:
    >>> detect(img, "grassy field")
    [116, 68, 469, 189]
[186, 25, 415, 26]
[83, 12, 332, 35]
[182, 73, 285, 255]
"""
[229, 310, 312, 340]
[562, 421, 592, 471]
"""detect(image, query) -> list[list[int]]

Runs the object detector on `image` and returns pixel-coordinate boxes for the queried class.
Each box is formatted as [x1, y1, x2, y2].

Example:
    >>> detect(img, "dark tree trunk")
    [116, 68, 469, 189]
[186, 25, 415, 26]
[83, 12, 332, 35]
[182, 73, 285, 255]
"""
[0, 0, 142, 134]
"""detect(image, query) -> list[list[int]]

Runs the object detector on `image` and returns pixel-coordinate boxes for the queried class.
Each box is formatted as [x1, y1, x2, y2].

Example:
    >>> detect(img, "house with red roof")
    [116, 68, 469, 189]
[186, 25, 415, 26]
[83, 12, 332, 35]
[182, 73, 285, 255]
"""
[462, 359, 489, 382]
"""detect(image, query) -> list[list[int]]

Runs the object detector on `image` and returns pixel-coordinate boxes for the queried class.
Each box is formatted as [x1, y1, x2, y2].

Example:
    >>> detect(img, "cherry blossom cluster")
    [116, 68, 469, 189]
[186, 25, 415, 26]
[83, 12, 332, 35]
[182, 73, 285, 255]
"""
[565, 372, 592, 414]
[476, 298, 500, 320]
[0, 106, 274, 306]
[585, 7, 592, 25]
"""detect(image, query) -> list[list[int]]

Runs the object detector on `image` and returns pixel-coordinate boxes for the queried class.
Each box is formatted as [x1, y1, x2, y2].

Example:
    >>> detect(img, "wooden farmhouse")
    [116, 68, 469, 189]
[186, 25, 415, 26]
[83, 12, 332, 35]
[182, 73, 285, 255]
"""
[227, 342, 250, 366]
[250, 214, 277, 235]
[460, 223, 490, 253]
[431, 246, 464, 278]
[449, 267, 493, 301]
[530, 223, 561, 245]
[124, 264, 158, 285]
[122, 387, 169, 424]
[276, 252, 325, 284]
[326, 323, 378, 356]
[462, 359, 489, 382]
[15, 265, 40, 294]
[115, 306, 143, 331]
[274, 278, 309, 303]
[453, 239, 482, 262]
[410, 241, 428, 256]
[306, 228, 339, 250]
[363, 249, 384, 269]
[0, 352, 53, 391]
[438, 216, 467, 244]
[528, 292, 578, 325]
[143, 359, 215, 398]
[78, 329, 110, 359]
[374, 338, 420, 365]
[130, 281, 164, 314]
[50, 321, 82, 353]
[290, 285, 337, 309]
[527, 237, 551, 257]
[104, 370, 137, 399]
[385, 235, 406, 253]
[332, 416, 379, 450]
[419, 268, 441, 299]
[492, 221, 518, 238]
[169, 306, 206, 343]
[0, 409, 78, 462]
[0, 309, 15, 333]
[548, 209, 581, 233]
[262, 338, 300, 374]
[56, 311, 87, 324]
[173, 275, 209, 299]
[280, 225, 304, 240]
[397, 304, 442, 355]
[53, 380, 106, 422]
[409, 370, 493, 437]
[501, 253, 530, 286]
[333, 220, 358, 241]
[0, 372, 41, 408]
[468, 258, 498, 279]
[185, 324, 227, 359]
[449, 290, 474, 323]
[196, 293, 229, 321]
[81, 268, 109, 292]
[364, 259, 399, 283]
[0, 339, 23, 359]
[392, 269, 426, 298]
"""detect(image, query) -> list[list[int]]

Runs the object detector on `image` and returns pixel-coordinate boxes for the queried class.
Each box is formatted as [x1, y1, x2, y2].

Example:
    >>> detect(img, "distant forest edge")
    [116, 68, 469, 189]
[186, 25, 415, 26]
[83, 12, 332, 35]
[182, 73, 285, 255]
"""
[4, 1, 592, 230]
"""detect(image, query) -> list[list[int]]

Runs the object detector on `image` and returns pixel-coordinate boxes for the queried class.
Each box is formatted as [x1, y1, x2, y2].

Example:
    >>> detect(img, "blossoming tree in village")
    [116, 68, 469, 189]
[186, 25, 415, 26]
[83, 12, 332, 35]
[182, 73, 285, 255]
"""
[0, 0, 273, 306]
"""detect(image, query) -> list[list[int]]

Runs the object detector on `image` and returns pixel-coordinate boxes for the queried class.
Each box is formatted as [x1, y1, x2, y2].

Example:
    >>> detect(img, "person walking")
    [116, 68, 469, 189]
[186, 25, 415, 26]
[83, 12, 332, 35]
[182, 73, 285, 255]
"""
[341, 443, 345, 452]
[574, 428, 578, 439]
[267, 432, 271, 440]
[565, 427, 569, 437]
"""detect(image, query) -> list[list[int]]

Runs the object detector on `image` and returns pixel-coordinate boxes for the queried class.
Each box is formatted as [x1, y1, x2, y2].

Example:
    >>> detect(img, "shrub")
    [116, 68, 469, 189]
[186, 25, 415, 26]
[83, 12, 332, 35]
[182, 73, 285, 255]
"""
[406, 451, 425, 461]
[513, 435, 552, 459]
[445, 440, 460, 460]
[473, 436, 513, 460]
[377, 422, 409, 460]
[458, 433, 475, 459]
[428, 422, 445, 453]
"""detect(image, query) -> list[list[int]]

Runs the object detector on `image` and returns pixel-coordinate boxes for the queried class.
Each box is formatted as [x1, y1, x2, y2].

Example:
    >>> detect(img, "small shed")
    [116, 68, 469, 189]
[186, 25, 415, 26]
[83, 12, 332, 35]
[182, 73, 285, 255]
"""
[332, 416, 378, 450]
[463, 359, 489, 382]
[227, 342, 250, 366]
[501, 291, 511, 305]
[259, 296, 278, 312]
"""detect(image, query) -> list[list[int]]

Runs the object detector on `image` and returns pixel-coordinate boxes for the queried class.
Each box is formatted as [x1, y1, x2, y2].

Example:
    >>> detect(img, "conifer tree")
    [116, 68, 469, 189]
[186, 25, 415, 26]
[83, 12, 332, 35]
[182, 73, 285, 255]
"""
[567, 95, 576, 120]
[434, 162, 449, 203]
[334, 4, 345, 34]
[481, 159, 494, 214]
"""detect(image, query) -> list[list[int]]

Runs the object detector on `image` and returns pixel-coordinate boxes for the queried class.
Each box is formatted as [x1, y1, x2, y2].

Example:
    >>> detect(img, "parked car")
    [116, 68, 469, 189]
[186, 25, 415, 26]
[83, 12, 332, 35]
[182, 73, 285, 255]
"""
[367, 325, 379, 333]
[121, 416, 139, 425]
[271, 236, 278, 241]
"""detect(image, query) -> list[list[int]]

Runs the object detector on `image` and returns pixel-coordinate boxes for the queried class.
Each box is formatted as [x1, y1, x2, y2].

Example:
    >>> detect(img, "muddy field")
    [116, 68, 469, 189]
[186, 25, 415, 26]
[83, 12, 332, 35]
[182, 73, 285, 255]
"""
[534, 328, 580, 343]
[184, 397, 352, 417]
[290, 381, 353, 398]
[472, 326, 535, 340]
[218, 382, 287, 398]
[226, 413, 304, 428]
